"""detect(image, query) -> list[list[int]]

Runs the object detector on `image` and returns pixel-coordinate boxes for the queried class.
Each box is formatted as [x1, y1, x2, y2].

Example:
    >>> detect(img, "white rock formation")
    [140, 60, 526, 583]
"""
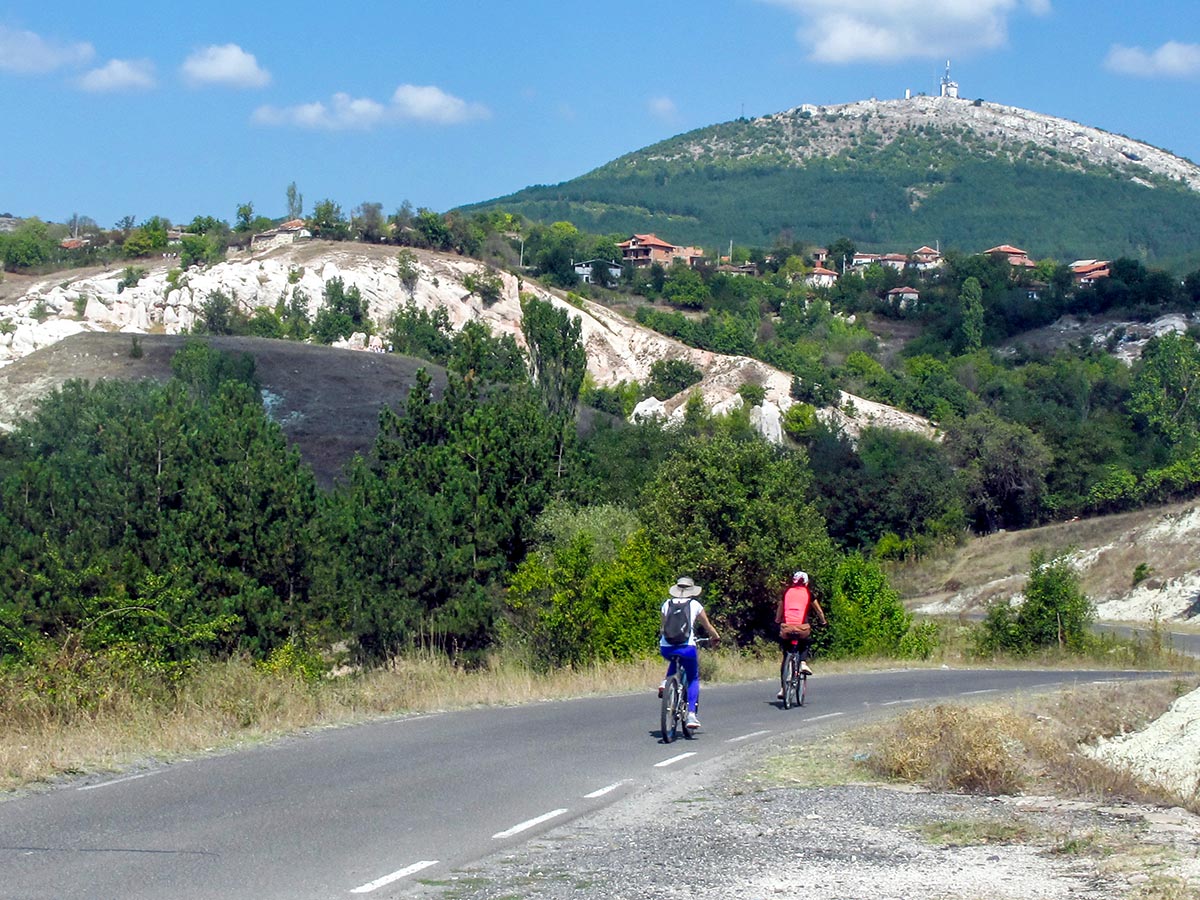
[661, 95, 1200, 193]
[0, 243, 936, 444]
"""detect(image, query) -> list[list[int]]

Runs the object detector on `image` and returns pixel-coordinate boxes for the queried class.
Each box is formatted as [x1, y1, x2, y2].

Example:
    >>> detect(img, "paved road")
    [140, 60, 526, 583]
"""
[0, 667, 1168, 900]
[1095, 622, 1200, 656]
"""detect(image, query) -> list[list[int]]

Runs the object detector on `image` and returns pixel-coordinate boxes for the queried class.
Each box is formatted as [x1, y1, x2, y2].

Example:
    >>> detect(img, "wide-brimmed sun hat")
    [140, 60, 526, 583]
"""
[668, 576, 703, 598]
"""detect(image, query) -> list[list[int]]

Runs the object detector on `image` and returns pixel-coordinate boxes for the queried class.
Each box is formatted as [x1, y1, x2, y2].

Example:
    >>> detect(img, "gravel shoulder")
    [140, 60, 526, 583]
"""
[406, 713, 1200, 900]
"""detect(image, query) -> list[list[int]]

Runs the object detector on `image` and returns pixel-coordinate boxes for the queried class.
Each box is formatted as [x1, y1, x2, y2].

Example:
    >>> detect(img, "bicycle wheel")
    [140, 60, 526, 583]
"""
[798, 672, 807, 707]
[782, 655, 796, 709]
[660, 676, 682, 743]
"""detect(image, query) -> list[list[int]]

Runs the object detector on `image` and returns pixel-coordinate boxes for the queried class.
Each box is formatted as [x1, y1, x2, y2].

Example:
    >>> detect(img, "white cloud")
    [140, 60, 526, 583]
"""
[760, 0, 1050, 63]
[1105, 41, 1200, 78]
[0, 24, 93, 74]
[78, 59, 155, 93]
[647, 95, 679, 122]
[253, 93, 386, 130]
[391, 84, 490, 123]
[253, 84, 489, 131]
[181, 43, 270, 88]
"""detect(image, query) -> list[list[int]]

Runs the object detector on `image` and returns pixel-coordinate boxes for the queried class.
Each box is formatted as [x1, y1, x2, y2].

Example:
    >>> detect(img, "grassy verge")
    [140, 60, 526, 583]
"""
[760, 677, 1200, 810]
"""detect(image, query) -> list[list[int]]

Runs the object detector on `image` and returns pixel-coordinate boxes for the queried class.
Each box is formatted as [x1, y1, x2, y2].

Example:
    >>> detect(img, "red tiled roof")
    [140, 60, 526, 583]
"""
[888, 286, 919, 295]
[809, 267, 839, 277]
[986, 244, 1027, 255]
[619, 233, 676, 250]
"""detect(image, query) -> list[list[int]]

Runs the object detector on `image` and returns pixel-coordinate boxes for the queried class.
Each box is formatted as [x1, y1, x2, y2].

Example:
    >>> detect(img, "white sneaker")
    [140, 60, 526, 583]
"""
[657, 680, 666, 698]
[800, 661, 813, 676]
[776, 688, 785, 700]
[685, 712, 701, 729]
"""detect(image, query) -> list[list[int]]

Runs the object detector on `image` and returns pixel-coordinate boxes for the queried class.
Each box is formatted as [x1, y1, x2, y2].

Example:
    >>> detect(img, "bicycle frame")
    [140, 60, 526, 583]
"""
[781, 639, 807, 709]
[659, 638, 708, 743]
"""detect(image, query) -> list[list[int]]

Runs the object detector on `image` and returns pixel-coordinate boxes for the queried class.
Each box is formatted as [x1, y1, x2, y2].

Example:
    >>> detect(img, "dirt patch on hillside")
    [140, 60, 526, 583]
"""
[0, 332, 446, 488]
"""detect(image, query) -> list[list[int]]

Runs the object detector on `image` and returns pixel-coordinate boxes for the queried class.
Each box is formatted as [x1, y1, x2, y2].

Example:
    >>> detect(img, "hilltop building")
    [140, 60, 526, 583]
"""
[250, 218, 312, 250]
[940, 61, 959, 99]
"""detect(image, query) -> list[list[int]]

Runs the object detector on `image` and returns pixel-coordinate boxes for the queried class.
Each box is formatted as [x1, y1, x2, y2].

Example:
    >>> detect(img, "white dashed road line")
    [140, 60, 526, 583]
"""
[881, 698, 926, 706]
[803, 712, 845, 722]
[960, 689, 999, 695]
[351, 859, 438, 894]
[492, 809, 569, 839]
[727, 730, 771, 742]
[77, 773, 153, 792]
[584, 782, 625, 798]
[654, 752, 697, 768]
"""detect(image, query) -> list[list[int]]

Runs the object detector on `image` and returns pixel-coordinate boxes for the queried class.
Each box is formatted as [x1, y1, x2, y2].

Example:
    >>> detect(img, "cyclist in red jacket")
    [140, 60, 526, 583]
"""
[775, 571, 826, 700]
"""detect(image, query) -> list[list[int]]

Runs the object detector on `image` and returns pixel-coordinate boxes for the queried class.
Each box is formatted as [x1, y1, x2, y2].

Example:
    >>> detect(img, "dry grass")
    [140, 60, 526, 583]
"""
[762, 677, 1200, 812]
[0, 647, 780, 792]
[871, 704, 1031, 793]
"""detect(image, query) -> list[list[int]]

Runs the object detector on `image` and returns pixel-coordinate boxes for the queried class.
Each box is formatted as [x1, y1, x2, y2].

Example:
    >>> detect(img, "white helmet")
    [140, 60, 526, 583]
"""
[792, 571, 808, 585]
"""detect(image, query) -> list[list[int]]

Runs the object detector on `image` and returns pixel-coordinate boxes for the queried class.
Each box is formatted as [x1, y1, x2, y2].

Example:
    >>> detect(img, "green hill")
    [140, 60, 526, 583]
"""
[462, 97, 1200, 270]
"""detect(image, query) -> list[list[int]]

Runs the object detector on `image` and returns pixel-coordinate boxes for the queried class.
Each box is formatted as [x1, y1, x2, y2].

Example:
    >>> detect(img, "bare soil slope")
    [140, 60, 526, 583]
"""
[891, 499, 1200, 625]
[0, 331, 446, 487]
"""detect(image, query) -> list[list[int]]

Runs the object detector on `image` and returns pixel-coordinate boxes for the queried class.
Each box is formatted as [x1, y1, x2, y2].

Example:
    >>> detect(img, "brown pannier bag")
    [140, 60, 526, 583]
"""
[780, 622, 812, 639]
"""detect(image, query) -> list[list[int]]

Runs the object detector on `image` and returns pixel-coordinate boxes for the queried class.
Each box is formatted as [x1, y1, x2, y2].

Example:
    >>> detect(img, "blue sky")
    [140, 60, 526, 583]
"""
[3, 1, 1198, 230]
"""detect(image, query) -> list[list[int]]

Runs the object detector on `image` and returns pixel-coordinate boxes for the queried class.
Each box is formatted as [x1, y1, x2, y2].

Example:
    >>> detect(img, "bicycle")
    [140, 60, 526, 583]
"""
[660, 637, 710, 743]
[780, 637, 808, 709]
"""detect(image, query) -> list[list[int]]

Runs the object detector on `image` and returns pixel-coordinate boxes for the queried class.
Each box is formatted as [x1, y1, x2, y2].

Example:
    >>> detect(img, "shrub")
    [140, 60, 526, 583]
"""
[1132, 563, 1153, 587]
[256, 639, 327, 684]
[504, 508, 670, 669]
[974, 550, 1095, 655]
[464, 268, 505, 306]
[822, 554, 916, 658]
[646, 358, 702, 400]
[117, 266, 145, 293]
[738, 382, 766, 408]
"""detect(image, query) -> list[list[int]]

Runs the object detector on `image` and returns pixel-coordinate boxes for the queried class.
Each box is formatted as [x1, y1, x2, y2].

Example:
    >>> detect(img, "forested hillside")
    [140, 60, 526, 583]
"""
[463, 97, 1200, 270]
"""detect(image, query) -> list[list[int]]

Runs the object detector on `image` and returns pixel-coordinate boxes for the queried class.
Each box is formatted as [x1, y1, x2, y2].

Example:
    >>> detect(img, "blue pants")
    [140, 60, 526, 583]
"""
[661, 645, 700, 712]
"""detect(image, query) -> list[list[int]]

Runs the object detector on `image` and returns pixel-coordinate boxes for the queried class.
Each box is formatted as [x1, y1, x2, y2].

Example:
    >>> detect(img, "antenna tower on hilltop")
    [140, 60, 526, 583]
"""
[940, 60, 959, 99]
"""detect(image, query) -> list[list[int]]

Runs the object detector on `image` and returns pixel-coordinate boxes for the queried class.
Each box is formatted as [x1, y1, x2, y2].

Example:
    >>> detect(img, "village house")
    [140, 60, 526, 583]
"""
[985, 244, 1037, 269]
[805, 266, 839, 288]
[573, 258, 623, 285]
[887, 285, 920, 309]
[1070, 259, 1111, 286]
[250, 218, 312, 251]
[911, 245, 942, 270]
[716, 261, 758, 276]
[851, 251, 909, 272]
[617, 233, 705, 269]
